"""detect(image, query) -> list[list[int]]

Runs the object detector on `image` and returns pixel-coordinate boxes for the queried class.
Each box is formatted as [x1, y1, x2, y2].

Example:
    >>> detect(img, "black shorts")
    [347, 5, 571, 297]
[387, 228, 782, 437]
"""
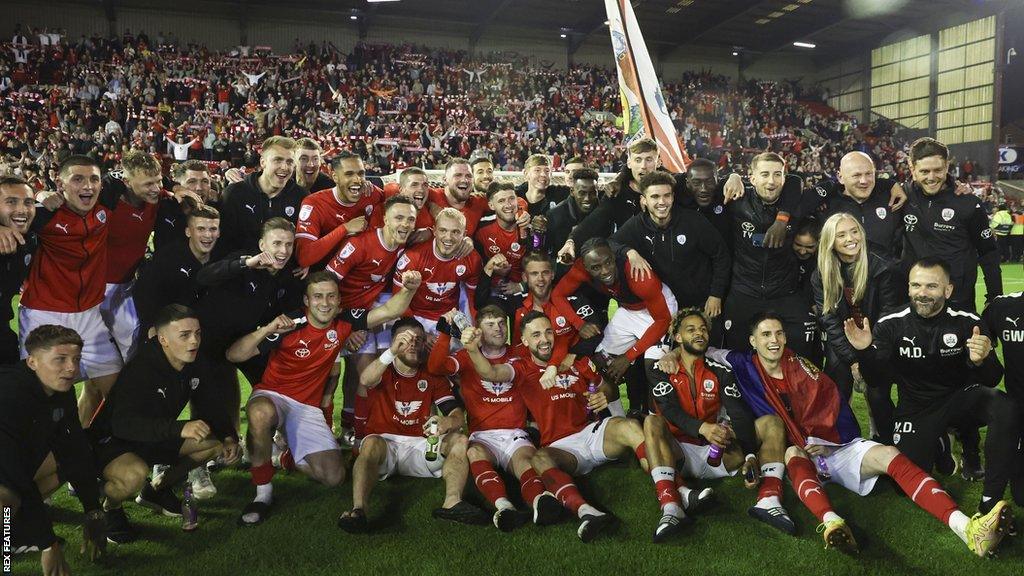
[90, 432, 184, 470]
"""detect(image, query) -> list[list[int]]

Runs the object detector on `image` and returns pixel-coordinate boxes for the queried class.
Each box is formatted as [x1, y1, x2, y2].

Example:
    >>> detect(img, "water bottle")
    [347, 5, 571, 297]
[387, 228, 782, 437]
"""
[816, 455, 831, 481]
[530, 215, 547, 250]
[706, 417, 732, 467]
[424, 418, 440, 462]
[181, 483, 198, 532]
[586, 381, 598, 416]
[531, 230, 545, 250]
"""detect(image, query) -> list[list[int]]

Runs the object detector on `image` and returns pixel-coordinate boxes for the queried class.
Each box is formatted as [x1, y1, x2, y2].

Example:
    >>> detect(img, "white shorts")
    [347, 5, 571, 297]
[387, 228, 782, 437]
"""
[19, 304, 123, 379]
[548, 418, 614, 476]
[100, 282, 141, 362]
[250, 389, 339, 466]
[808, 437, 881, 496]
[597, 285, 678, 356]
[643, 344, 671, 362]
[371, 433, 445, 479]
[469, 428, 534, 471]
[677, 442, 736, 480]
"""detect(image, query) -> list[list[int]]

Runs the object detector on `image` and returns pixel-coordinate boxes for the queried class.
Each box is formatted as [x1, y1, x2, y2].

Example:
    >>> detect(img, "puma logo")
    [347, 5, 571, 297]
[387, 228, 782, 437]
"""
[249, 281, 258, 292]
[180, 267, 191, 277]
[423, 266, 434, 275]
[1008, 317, 1020, 328]
[164, 218, 175, 227]
[902, 336, 917, 346]
[244, 204, 255, 214]
[131, 212, 144, 221]
[371, 258, 382, 266]
[55, 223, 70, 234]
[156, 388, 166, 398]
[644, 235, 654, 245]
[298, 339, 310, 348]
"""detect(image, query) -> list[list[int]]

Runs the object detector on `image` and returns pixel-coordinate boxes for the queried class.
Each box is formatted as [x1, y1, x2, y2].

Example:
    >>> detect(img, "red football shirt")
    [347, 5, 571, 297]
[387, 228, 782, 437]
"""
[105, 197, 158, 284]
[295, 185, 384, 269]
[255, 309, 368, 406]
[22, 203, 110, 312]
[474, 220, 527, 283]
[428, 188, 489, 236]
[365, 365, 455, 437]
[427, 332, 524, 432]
[327, 228, 405, 309]
[511, 354, 602, 446]
[393, 240, 481, 321]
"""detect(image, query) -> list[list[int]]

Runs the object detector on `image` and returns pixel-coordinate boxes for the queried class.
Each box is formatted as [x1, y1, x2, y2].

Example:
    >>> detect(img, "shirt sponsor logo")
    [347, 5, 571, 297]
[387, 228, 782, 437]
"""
[489, 245, 500, 253]
[652, 381, 673, 397]
[481, 381, 512, 396]
[395, 400, 423, 417]
[299, 204, 313, 221]
[427, 282, 456, 296]
[981, 228, 993, 239]
[741, 221, 755, 239]
[904, 214, 917, 231]
[370, 274, 384, 282]
[295, 348, 311, 358]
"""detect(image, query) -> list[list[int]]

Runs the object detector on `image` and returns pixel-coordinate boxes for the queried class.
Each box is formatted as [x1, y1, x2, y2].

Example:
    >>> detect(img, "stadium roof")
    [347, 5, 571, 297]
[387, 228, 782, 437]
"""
[109, 0, 1012, 62]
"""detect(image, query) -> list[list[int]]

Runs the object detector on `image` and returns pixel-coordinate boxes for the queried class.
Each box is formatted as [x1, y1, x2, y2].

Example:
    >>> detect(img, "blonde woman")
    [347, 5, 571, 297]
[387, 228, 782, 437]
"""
[811, 213, 900, 441]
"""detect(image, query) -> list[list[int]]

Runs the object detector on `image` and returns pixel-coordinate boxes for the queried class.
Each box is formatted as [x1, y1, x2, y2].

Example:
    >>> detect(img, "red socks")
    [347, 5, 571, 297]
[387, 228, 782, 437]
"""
[887, 453, 958, 524]
[787, 456, 834, 521]
[470, 460, 508, 506]
[250, 462, 275, 486]
[541, 468, 587, 514]
[353, 394, 368, 440]
[279, 449, 296, 472]
[634, 442, 647, 463]
[519, 468, 546, 505]
[758, 476, 783, 501]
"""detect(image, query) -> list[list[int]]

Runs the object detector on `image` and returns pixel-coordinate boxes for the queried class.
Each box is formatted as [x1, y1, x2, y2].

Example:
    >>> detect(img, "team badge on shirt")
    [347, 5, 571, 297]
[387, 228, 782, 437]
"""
[510, 242, 521, 251]
[417, 379, 428, 392]
[941, 208, 954, 221]
[327, 329, 338, 342]
[555, 315, 566, 327]
[676, 234, 687, 245]
[943, 333, 958, 347]
[285, 206, 295, 217]
[190, 378, 200, 390]
[455, 264, 466, 276]
[876, 207, 887, 219]
[703, 379, 715, 392]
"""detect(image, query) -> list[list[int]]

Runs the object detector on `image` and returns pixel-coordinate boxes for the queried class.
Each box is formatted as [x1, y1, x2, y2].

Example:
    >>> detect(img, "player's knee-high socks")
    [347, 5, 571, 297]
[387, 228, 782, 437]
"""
[787, 456, 834, 521]
[519, 468, 546, 505]
[471, 460, 510, 509]
[887, 453, 959, 523]
[541, 468, 588, 516]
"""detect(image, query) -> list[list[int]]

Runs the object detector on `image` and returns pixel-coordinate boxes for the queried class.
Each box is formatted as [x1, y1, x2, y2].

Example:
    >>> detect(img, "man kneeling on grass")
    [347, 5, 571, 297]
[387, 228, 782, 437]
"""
[338, 318, 490, 532]
[89, 305, 239, 543]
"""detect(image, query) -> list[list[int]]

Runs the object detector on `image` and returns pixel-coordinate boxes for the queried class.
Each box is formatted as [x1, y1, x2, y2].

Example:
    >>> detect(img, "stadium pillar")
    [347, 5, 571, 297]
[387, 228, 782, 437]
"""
[237, 0, 248, 47]
[102, 0, 117, 39]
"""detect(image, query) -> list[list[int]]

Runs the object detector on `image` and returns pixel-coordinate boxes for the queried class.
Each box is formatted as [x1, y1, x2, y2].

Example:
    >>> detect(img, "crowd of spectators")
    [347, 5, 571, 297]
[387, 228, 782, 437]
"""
[0, 23, 974, 191]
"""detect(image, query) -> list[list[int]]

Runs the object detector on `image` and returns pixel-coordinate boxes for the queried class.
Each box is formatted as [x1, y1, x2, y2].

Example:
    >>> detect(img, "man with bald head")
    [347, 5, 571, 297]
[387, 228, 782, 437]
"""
[819, 152, 905, 260]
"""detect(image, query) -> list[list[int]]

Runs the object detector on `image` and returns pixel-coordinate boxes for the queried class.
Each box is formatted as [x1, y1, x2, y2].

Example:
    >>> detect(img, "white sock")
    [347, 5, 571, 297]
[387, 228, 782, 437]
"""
[650, 466, 675, 484]
[948, 510, 970, 543]
[254, 483, 273, 504]
[607, 399, 625, 417]
[663, 502, 685, 518]
[678, 486, 693, 506]
[761, 462, 784, 479]
[755, 496, 782, 509]
[823, 511, 842, 523]
[578, 503, 603, 519]
[495, 497, 514, 511]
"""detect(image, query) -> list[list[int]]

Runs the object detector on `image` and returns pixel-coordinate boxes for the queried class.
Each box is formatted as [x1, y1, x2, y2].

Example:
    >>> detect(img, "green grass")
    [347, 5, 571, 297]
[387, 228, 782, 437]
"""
[10, 265, 1024, 576]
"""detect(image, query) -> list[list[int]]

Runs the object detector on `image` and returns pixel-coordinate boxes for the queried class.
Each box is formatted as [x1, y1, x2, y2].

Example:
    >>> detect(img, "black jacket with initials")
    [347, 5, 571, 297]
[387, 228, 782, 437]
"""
[819, 177, 904, 261]
[982, 292, 1024, 397]
[858, 304, 1003, 413]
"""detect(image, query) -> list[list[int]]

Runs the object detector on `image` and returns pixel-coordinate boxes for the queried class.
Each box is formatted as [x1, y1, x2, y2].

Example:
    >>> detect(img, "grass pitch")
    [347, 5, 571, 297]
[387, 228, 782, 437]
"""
[10, 264, 1024, 576]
